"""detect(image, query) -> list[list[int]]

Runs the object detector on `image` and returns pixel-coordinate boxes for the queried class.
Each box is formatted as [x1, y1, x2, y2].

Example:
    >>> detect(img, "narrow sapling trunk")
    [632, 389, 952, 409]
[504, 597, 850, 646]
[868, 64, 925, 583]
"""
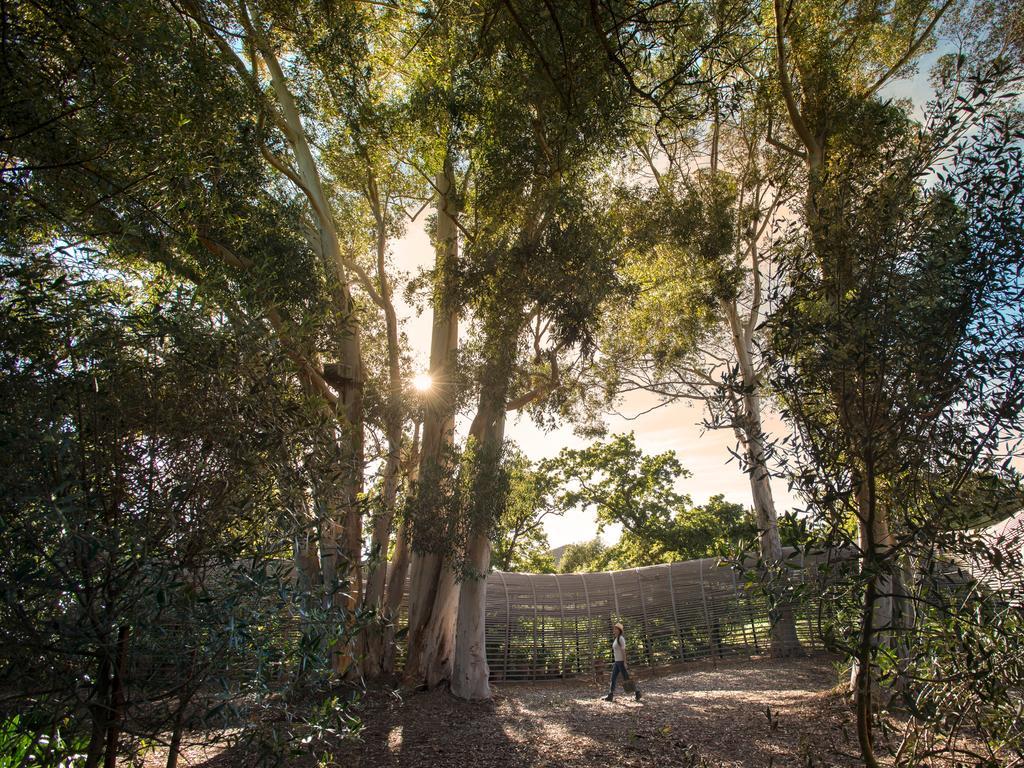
[850, 464, 897, 768]
[102, 625, 130, 768]
[362, 193, 405, 678]
[84, 652, 111, 768]
[723, 299, 801, 657]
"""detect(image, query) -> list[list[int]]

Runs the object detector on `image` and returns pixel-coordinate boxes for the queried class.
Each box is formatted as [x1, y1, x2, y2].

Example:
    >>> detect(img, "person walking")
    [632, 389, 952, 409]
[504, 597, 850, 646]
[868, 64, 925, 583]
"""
[604, 622, 641, 702]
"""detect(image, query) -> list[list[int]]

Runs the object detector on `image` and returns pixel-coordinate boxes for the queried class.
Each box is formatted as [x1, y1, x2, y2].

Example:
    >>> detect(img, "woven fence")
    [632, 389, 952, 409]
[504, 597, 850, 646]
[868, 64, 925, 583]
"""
[483, 548, 835, 682]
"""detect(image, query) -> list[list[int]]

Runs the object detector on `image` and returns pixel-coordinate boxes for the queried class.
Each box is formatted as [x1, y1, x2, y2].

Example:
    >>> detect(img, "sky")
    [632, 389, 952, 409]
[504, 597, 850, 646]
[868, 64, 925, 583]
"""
[386, 57, 945, 550]
[389, 218, 800, 550]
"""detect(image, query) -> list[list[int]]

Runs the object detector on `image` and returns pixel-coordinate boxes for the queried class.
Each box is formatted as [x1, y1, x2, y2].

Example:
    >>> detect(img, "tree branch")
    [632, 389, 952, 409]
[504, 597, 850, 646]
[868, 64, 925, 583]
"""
[772, 0, 819, 160]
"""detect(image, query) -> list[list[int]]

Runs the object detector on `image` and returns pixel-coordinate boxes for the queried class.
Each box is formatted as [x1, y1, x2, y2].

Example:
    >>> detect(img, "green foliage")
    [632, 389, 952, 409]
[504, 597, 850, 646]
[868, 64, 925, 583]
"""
[407, 435, 515, 578]
[0, 250, 360, 764]
[557, 538, 613, 574]
[3, 0, 1023, 760]
[544, 434, 752, 569]
[767, 34, 1024, 762]
[0, 716, 88, 768]
[490, 447, 559, 573]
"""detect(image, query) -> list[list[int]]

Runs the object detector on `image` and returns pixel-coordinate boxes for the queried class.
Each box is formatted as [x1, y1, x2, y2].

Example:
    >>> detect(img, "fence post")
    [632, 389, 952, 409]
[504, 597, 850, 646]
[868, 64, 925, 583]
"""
[581, 573, 594, 674]
[699, 558, 713, 654]
[799, 548, 811, 644]
[530, 577, 539, 681]
[636, 568, 651, 665]
[497, 571, 511, 680]
[668, 562, 684, 660]
[730, 566, 752, 653]
[555, 574, 567, 676]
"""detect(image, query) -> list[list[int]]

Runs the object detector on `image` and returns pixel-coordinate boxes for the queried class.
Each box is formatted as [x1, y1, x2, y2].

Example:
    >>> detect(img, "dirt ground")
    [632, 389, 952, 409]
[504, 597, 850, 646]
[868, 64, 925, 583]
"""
[156, 654, 881, 768]
[338, 655, 861, 768]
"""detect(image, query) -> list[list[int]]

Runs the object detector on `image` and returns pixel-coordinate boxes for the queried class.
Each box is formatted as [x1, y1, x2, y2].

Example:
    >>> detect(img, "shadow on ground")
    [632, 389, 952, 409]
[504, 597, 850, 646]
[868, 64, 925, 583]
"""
[159, 654, 862, 768]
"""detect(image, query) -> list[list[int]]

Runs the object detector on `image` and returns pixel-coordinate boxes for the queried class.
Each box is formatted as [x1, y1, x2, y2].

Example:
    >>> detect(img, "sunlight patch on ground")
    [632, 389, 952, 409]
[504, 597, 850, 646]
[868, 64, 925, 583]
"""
[498, 699, 602, 752]
[386, 724, 404, 753]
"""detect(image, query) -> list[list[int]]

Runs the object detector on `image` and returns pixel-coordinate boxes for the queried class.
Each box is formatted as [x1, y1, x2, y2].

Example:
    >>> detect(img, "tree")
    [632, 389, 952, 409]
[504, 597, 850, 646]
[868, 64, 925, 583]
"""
[544, 434, 750, 568]
[592, 0, 804, 655]
[558, 538, 614, 573]
[767, 50, 1024, 763]
[442, 0, 639, 698]
[490, 448, 560, 573]
[0, 247, 364, 767]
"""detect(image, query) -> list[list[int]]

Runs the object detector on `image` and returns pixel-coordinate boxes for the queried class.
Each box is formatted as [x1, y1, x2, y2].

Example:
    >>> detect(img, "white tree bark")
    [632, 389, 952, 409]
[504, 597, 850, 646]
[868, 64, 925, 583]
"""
[723, 298, 802, 656]
[451, 533, 492, 699]
[254, 28, 366, 673]
[421, 567, 461, 688]
[450, 397, 507, 699]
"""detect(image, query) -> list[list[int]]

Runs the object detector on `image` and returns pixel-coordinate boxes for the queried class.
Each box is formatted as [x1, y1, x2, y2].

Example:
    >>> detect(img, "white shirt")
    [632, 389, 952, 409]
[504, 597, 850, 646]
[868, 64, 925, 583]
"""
[612, 634, 626, 662]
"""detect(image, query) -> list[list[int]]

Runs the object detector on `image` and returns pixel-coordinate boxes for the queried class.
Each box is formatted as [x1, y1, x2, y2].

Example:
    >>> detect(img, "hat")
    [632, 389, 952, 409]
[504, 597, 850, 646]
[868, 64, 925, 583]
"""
[613, 622, 624, 631]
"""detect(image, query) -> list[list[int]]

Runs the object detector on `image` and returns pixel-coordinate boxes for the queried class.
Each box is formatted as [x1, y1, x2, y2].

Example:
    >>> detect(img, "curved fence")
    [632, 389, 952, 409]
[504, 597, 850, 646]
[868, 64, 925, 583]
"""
[484, 548, 833, 682]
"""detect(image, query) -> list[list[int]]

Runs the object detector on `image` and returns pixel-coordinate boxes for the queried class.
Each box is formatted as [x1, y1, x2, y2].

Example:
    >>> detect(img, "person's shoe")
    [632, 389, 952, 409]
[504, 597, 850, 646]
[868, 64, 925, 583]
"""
[603, 695, 613, 702]
[634, 689, 642, 701]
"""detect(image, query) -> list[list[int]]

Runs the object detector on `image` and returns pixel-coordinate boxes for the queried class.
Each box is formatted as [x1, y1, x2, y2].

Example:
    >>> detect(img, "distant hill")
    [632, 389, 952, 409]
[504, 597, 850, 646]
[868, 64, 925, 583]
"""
[548, 543, 570, 568]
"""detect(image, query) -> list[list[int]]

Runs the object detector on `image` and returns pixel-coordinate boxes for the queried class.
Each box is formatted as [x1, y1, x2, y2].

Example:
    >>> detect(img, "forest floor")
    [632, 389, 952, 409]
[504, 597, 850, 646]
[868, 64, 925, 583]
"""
[154, 653, 891, 768]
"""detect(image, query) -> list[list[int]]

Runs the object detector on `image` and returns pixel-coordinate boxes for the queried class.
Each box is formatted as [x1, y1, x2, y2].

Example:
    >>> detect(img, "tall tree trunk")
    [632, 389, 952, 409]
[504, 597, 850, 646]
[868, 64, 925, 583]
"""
[723, 299, 802, 656]
[419, 567, 461, 688]
[102, 625, 130, 768]
[383, 421, 421, 675]
[189, 0, 368, 674]
[849, 466, 896, 696]
[404, 160, 460, 686]
[258, 34, 366, 667]
[451, 531, 493, 699]
[362, 201, 405, 678]
[451, 398, 508, 700]
[404, 551, 443, 683]
[451, 315, 518, 700]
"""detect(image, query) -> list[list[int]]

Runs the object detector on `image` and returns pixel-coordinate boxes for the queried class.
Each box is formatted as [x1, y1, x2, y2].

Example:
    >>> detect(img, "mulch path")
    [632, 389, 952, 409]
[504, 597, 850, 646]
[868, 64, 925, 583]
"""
[336, 654, 862, 768]
[158, 654, 873, 767]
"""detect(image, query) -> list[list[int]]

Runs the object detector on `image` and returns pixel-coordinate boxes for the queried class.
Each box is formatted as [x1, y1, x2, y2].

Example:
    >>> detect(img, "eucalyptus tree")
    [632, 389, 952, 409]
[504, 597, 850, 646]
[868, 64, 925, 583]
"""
[396, 0, 634, 699]
[605, 91, 808, 653]
[0, 0, 401, 757]
[763, 7, 1024, 758]
[398, 0, 475, 690]
[172, 0, 374, 669]
[4, 0, 434, 683]
[169, 0, 468, 681]
[587, 0, 804, 653]
[275, 3, 433, 678]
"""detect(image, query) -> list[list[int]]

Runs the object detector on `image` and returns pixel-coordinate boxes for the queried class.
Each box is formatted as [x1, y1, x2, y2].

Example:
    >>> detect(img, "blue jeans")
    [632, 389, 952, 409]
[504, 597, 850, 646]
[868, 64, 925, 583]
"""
[608, 660, 629, 697]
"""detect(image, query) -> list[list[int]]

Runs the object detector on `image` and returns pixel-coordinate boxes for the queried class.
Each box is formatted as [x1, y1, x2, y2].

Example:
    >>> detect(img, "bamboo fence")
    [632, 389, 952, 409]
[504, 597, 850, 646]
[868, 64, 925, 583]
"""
[482, 548, 835, 682]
